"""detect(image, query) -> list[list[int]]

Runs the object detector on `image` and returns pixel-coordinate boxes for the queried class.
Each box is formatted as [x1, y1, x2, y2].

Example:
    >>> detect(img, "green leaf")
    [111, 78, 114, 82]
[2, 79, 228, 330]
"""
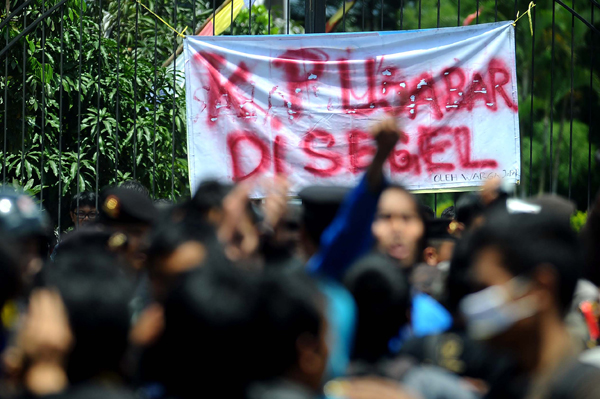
[48, 160, 58, 176]
[70, 162, 77, 181]
[62, 78, 70, 93]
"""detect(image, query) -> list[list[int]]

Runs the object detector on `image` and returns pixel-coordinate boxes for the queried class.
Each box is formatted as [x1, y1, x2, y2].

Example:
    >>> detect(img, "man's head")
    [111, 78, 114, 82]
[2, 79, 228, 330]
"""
[157, 267, 262, 398]
[455, 193, 485, 230]
[343, 253, 410, 362]
[461, 211, 582, 350]
[372, 185, 426, 268]
[45, 248, 134, 384]
[69, 192, 97, 228]
[98, 187, 157, 271]
[441, 206, 455, 220]
[256, 271, 328, 392]
[422, 219, 458, 266]
[119, 179, 150, 198]
[145, 217, 227, 301]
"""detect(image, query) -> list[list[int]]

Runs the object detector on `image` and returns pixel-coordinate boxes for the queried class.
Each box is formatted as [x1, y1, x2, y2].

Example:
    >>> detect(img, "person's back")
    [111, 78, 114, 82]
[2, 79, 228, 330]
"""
[343, 253, 479, 399]
[45, 248, 135, 386]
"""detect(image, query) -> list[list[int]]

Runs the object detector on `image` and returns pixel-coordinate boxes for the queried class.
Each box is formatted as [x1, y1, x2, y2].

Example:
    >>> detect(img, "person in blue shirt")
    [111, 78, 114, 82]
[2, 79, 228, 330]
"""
[305, 118, 451, 345]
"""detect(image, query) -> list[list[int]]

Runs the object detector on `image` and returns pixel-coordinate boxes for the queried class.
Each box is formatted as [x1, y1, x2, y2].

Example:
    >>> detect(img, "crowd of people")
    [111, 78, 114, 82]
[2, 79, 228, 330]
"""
[1, 118, 600, 399]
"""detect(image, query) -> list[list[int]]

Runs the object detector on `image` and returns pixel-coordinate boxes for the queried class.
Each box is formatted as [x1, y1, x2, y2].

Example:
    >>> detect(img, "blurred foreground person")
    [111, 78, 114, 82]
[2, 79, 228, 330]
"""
[145, 218, 225, 302]
[14, 248, 135, 398]
[421, 218, 458, 268]
[246, 271, 329, 399]
[300, 118, 407, 378]
[0, 234, 21, 382]
[148, 266, 262, 399]
[460, 210, 600, 399]
[0, 188, 51, 295]
[98, 187, 157, 272]
[343, 253, 479, 399]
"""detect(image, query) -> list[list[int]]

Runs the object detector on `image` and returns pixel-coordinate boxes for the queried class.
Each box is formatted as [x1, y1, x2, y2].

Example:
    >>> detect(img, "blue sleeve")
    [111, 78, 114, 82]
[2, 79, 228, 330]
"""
[307, 173, 387, 280]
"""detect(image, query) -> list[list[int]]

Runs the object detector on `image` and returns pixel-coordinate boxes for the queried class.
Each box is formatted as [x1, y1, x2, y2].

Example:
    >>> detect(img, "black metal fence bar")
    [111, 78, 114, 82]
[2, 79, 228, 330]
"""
[529, 5, 536, 197]
[590, 3, 595, 209]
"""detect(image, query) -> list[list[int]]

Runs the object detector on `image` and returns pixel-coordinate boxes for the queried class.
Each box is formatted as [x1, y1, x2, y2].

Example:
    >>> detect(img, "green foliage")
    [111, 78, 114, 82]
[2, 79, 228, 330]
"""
[0, 0, 288, 227]
[571, 210, 588, 232]
[1, 0, 187, 206]
[231, 5, 304, 35]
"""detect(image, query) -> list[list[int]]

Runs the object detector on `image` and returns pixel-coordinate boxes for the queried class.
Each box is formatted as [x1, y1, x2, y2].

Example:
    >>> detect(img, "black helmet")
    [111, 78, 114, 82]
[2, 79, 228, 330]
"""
[0, 187, 51, 239]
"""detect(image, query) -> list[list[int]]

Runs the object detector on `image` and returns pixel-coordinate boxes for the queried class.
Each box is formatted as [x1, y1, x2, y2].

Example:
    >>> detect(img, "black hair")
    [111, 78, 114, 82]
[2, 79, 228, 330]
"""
[119, 180, 150, 198]
[55, 226, 127, 258]
[421, 204, 435, 220]
[158, 267, 262, 398]
[191, 180, 233, 217]
[441, 206, 455, 220]
[145, 217, 227, 277]
[45, 248, 134, 384]
[70, 192, 97, 212]
[343, 253, 410, 362]
[254, 270, 323, 379]
[455, 193, 484, 228]
[466, 210, 582, 316]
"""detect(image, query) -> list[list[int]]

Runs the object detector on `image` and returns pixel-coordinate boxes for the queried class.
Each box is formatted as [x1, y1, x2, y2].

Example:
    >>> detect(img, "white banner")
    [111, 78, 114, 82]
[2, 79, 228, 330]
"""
[184, 22, 520, 195]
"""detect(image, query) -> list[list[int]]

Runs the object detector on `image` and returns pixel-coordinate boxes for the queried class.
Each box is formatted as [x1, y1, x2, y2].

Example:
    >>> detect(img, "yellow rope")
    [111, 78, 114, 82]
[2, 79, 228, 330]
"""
[513, 2, 536, 36]
[136, 0, 187, 38]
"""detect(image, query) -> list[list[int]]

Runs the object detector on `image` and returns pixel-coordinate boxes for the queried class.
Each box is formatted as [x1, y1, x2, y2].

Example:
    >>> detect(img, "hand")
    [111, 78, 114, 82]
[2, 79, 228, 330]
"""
[130, 303, 165, 347]
[480, 176, 502, 206]
[262, 175, 290, 230]
[367, 117, 406, 192]
[218, 182, 260, 262]
[371, 118, 405, 160]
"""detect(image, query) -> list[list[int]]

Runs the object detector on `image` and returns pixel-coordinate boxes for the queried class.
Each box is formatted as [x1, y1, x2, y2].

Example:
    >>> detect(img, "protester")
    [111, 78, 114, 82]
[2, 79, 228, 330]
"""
[460, 209, 600, 399]
[372, 187, 427, 269]
[18, 248, 135, 398]
[343, 253, 480, 399]
[97, 187, 157, 272]
[421, 218, 458, 267]
[0, 188, 51, 294]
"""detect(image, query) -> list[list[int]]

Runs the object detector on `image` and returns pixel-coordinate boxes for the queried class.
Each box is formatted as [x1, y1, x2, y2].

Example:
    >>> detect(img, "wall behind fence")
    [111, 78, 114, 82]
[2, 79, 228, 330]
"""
[0, 0, 598, 230]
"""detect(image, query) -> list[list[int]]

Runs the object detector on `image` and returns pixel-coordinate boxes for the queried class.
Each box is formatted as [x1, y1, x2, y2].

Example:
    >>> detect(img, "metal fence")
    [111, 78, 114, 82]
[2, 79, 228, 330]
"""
[0, 0, 598, 230]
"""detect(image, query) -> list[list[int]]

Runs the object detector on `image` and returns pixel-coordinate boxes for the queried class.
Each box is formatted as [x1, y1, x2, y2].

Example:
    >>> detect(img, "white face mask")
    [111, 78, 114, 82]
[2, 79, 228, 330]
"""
[460, 277, 538, 340]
